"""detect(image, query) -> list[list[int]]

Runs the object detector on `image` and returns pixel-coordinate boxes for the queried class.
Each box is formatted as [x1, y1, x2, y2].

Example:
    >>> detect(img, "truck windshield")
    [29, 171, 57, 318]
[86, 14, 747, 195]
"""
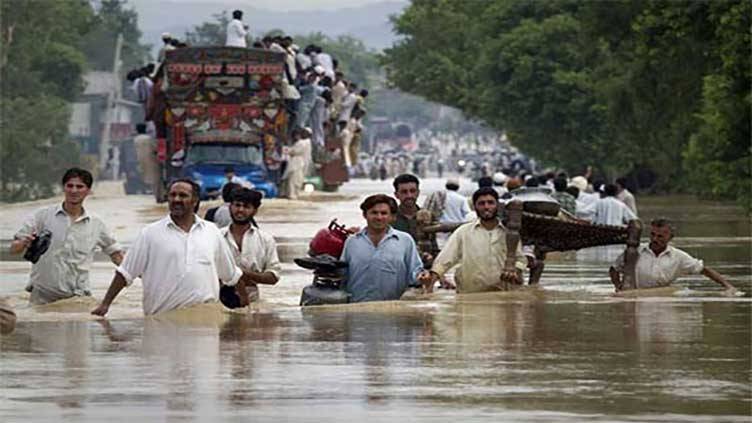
[187, 144, 263, 166]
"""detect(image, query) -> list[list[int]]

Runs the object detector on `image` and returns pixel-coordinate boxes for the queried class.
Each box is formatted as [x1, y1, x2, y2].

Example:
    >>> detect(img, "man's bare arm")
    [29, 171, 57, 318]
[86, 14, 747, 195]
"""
[701, 267, 735, 291]
[91, 272, 127, 316]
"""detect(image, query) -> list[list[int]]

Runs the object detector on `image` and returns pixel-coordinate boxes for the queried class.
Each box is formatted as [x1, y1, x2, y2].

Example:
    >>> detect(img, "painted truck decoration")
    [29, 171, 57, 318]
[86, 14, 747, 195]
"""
[153, 47, 290, 201]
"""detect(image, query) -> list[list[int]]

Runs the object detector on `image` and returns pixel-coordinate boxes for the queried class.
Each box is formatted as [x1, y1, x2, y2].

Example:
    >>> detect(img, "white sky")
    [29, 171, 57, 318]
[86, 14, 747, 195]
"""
[128, 0, 393, 12]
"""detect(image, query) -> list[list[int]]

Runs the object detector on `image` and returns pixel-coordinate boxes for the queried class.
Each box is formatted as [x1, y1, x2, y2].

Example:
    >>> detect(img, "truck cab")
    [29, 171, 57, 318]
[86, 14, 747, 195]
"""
[183, 142, 277, 199]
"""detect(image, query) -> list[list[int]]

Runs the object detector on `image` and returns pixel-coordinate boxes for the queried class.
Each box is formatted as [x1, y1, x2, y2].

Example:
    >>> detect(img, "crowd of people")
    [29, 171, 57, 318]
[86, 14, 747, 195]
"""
[1, 164, 735, 331]
[122, 9, 370, 199]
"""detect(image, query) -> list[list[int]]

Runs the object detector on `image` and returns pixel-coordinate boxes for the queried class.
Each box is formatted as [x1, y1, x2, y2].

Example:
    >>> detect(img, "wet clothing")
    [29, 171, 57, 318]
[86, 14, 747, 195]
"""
[221, 225, 281, 280]
[617, 189, 638, 215]
[117, 215, 241, 315]
[613, 245, 704, 289]
[340, 227, 423, 303]
[431, 219, 527, 293]
[221, 225, 281, 302]
[226, 19, 247, 47]
[551, 191, 577, 215]
[15, 204, 122, 305]
[393, 209, 419, 240]
[0, 297, 15, 335]
[585, 196, 637, 227]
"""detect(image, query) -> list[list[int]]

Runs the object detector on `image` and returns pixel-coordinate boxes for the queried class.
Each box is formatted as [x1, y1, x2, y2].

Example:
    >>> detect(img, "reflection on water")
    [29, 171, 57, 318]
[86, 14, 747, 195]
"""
[1, 191, 750, 421]
[2, 299, 750, 421]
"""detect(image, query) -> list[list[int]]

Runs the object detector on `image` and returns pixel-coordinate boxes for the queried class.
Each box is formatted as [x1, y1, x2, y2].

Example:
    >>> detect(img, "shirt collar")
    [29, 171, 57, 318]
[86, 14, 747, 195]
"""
[166, 214, 204, 232]
[642, 244, 673, 257]
[472, 217, 503, 229]
[357, 226, 398, 239]
[55, 203, 90, 222]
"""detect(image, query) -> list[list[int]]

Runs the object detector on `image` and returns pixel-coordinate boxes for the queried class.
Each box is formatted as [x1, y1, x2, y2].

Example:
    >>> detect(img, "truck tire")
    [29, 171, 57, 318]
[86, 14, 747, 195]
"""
[322, 183, 339, 192]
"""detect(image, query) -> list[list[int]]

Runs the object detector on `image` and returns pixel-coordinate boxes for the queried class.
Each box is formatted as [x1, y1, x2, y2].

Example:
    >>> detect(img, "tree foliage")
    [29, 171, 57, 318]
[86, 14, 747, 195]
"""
[1, 0, 149, 201]
[383, 0, 751, 207]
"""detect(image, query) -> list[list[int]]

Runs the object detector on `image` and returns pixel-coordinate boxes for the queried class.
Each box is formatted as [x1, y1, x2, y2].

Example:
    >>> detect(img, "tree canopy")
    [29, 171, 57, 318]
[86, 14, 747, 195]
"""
[383, 0, 750, 207]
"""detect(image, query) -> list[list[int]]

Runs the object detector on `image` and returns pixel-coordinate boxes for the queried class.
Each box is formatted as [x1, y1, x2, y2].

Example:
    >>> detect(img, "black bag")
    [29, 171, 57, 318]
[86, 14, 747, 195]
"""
[24, 230, 52, 264]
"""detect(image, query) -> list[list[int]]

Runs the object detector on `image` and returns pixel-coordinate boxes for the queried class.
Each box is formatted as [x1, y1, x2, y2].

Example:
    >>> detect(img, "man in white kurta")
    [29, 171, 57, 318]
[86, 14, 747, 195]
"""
[427, 188, 527, 293]
[225, 10, 248, 48]
[282, 129, 312, 200]
[584, 184, 637, 226]
[220, 188, 281, 304]
[92, 180, 242, 316]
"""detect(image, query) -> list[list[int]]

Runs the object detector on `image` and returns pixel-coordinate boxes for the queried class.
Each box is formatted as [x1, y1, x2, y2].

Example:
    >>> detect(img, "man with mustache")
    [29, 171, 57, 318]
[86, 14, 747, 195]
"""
[11, 168, 123, 305]
[423, 187, 527, 293]
[220, 187, 281, 306]
[92, 179, 242, 316]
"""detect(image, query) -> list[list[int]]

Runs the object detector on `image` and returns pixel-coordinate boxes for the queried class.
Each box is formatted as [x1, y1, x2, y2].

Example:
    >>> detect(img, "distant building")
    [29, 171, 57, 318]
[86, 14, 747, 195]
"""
[69, 71, 141, 159]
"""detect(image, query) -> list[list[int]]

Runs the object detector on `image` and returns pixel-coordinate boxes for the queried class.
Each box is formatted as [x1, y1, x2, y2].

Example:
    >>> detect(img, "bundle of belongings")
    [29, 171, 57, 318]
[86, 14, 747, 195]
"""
[296, 220, 351, 306]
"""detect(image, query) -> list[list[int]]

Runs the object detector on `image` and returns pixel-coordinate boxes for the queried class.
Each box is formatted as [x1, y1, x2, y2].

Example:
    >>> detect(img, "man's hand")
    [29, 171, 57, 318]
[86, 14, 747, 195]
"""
[417, 270, 435, 294]
[10, 233, 36, 254]
[500, 270, 521, 285]
[91, 303, 109, 317]
[721, 286, 738, 297]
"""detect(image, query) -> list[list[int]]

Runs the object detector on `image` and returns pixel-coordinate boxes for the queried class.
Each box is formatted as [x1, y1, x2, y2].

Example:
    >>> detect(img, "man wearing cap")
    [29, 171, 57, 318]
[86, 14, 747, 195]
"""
[226, 10, 248, 48]
[438, 178, 470, 224]
[221, 188, 281, 305]
[157, 32, 174, 62]
[610, 218, 736, 294]
[570, 175, 599, 220]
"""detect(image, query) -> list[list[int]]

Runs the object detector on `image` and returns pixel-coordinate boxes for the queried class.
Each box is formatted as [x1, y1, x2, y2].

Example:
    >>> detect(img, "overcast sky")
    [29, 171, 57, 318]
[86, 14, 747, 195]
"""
[128, 0, 394, 12]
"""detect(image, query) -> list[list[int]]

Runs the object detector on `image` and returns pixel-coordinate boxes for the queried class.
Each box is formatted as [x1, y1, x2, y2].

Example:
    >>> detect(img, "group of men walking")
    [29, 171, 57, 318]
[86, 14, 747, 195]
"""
[5, 168, 736, 325]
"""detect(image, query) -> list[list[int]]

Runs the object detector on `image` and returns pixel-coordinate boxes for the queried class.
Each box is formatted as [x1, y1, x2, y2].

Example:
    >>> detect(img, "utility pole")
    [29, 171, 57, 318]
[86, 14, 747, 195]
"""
[99, 33, 123, 178]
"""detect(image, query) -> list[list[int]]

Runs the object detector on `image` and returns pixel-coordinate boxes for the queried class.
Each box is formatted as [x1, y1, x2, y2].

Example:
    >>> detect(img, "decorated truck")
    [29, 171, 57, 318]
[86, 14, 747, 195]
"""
[150, 47, 290, 201]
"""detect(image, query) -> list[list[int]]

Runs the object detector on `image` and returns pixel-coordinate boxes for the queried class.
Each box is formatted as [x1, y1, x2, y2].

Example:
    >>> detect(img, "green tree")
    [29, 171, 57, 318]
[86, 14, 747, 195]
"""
[185, 11, 230, 46]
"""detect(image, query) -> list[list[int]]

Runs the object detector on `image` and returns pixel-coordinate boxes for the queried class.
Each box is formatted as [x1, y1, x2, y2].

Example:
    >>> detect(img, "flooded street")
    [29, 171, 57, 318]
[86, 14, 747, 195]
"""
[1, 177, 750, 422]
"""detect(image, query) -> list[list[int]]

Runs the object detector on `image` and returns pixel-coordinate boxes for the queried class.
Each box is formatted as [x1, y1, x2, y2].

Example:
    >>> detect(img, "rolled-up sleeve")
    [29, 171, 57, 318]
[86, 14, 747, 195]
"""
[116, 228, 149, 286]
[214, 232, 242, 286]
[15, 209, 43, 239]
[676, 250, 704, 275]
[263, 234, 282, 280]
[97, 220, 123, 256]
[432, 230, 461, 277]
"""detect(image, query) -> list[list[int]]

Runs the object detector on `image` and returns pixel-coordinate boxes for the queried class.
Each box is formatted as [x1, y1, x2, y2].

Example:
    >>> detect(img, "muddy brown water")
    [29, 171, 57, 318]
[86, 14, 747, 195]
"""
[1, 178, 750, 421]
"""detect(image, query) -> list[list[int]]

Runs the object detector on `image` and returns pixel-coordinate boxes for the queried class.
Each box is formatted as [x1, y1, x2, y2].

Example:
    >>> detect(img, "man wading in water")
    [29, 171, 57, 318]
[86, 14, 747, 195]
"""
[92, 179, 242, 316]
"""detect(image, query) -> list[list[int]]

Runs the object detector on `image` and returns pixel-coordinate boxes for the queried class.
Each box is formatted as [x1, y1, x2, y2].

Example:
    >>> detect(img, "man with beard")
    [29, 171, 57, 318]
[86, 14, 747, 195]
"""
[11, 168, 123, 305]
[340, 194, 432, 302]
[92, 179, 242, 316]
[423, 187, 527, 293]
[220, 188, 281, 306]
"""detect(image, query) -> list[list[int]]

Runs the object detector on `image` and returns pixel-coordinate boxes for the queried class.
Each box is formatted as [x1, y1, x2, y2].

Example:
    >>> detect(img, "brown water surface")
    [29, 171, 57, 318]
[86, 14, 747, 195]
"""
[1, 179, 750, 421]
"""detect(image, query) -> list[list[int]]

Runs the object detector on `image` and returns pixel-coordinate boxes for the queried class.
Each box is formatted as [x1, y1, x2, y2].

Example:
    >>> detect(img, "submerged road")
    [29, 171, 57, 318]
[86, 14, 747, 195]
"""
[1, 177, 750, 422]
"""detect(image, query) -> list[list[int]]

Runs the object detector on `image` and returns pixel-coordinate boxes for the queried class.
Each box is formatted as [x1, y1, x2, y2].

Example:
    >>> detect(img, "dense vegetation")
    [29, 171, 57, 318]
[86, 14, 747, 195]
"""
[0, 0, 149, 201]
[383, 0, 750, 206]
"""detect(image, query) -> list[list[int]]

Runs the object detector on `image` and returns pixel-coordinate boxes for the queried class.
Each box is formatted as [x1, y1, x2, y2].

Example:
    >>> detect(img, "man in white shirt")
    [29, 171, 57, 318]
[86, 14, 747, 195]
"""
[424, 187, 526, 293]
[615, 177, 638, 215]
[221, 188, 281, 305]
[439, 178, 470, 224]
[610, 218, 736, 293]
[281, 127, 312, 200]
[225, 10, 248, 48]
[92, 179, 242, 316]
[584, 183, 637, 227]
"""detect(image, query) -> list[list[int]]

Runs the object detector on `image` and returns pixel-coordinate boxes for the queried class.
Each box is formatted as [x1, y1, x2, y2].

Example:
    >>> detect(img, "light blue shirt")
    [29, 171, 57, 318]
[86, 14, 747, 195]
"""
[340, 227, 423, 303]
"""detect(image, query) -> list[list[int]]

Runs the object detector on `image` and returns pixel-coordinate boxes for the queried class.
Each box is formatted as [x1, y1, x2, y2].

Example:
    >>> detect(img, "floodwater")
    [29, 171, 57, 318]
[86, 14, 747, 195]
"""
[1, 178, 750, 422]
